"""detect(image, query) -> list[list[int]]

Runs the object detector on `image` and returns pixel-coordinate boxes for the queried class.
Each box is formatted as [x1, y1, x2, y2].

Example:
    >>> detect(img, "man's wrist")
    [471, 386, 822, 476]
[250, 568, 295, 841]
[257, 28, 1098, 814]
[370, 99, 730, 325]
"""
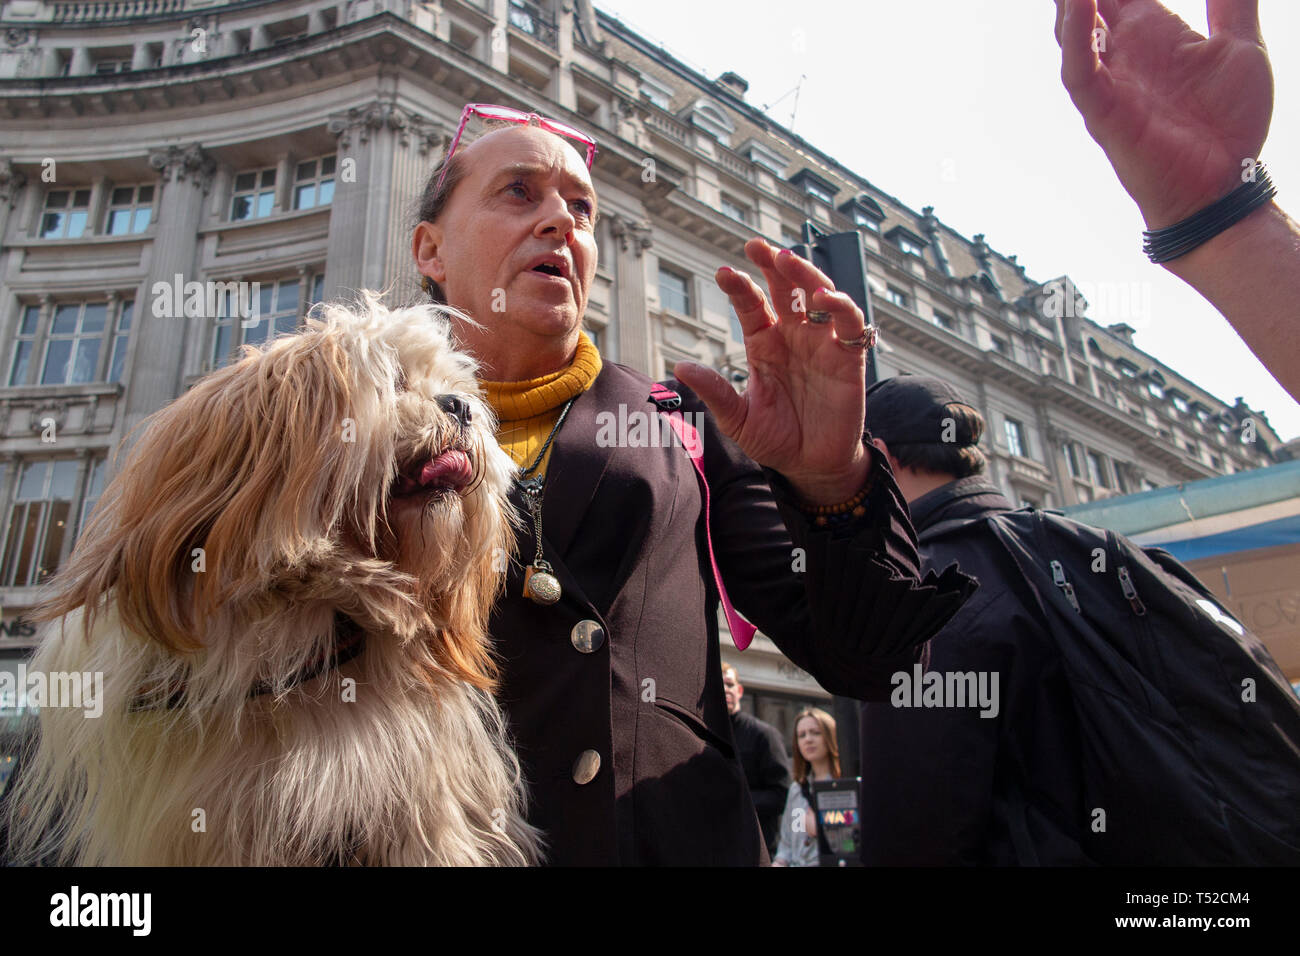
[1161, 200, 1291, 281]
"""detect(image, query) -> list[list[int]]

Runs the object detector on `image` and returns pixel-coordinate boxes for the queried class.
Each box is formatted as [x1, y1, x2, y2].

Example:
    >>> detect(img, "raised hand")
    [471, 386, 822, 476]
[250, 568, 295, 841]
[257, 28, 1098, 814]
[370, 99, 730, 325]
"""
[674, 237, 873, 507]
[1055, 0, 1272, 228]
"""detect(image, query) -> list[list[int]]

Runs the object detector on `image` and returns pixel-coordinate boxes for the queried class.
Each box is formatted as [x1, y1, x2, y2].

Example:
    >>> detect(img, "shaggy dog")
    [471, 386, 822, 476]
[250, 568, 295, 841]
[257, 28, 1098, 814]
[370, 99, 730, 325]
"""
[1, 293, 541, 865]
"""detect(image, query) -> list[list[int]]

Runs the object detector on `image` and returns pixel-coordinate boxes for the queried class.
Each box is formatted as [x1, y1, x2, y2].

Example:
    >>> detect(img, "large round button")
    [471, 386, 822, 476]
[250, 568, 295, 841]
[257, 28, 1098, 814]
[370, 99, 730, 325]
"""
[572, 749, 601, 785]
[570, 619, 605, 654]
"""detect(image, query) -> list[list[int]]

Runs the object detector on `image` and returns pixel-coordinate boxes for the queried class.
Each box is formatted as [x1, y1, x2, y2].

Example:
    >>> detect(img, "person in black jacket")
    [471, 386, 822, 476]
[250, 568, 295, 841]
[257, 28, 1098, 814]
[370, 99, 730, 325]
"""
[721, 662, 791, 854]
[858, 376, 1091, 864]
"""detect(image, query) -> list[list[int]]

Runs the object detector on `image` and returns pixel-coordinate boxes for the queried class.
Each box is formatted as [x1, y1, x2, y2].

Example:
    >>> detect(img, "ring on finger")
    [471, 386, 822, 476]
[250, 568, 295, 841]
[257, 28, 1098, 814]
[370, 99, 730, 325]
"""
[838, 326, 878, 350]
[806, 310, 833, 324]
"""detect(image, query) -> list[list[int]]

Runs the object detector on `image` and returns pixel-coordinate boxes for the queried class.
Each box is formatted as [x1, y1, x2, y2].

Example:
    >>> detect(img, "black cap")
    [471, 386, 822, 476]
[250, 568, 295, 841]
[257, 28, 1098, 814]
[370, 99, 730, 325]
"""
[865, 375, 980, 447]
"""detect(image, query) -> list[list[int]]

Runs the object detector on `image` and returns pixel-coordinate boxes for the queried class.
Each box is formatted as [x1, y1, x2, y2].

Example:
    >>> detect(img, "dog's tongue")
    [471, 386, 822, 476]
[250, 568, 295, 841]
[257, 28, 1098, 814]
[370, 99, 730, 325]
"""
[420, 449, 473, 492]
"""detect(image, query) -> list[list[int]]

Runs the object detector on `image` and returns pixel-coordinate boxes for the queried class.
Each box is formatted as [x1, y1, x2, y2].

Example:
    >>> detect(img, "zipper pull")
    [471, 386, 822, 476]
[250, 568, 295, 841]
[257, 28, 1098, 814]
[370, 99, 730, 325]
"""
[1050, 560, 1081, 614]
[1117, 566, 1147, 617]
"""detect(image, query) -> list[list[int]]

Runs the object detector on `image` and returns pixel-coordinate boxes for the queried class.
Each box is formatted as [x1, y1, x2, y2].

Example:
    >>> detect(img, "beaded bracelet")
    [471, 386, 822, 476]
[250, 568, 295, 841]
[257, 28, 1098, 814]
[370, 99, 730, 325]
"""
[800, 474, 874, 528]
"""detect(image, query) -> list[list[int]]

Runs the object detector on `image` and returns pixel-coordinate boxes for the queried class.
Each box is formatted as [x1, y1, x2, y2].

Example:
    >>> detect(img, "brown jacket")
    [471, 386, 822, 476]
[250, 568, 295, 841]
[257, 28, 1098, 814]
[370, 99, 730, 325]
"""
[491, 361, 974, 865]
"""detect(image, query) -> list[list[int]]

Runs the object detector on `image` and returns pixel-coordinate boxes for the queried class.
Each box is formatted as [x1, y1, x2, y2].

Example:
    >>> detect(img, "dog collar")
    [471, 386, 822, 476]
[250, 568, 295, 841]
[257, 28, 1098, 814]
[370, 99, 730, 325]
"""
[129, 614, 366, 712]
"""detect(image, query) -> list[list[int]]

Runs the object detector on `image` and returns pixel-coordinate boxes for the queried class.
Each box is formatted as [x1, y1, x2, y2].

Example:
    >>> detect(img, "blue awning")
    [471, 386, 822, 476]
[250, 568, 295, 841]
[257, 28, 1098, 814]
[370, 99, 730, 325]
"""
[1148, 513, 1300, 562]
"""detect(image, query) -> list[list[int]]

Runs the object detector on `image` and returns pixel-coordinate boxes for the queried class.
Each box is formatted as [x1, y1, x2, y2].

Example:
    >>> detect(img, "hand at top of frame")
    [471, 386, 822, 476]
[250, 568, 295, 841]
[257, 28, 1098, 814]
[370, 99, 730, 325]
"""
[1054, 0, 1273, 229]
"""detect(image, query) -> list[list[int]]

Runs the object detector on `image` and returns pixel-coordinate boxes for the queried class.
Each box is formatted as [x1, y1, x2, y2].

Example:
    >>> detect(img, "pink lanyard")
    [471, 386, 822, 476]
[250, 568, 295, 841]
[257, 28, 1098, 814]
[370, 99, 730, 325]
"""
[650, 384, 757, 650]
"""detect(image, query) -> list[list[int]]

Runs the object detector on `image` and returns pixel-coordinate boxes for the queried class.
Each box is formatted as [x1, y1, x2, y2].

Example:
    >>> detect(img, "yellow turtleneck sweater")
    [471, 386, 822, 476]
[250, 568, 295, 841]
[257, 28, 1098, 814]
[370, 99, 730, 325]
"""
[481, 333, 603, 478]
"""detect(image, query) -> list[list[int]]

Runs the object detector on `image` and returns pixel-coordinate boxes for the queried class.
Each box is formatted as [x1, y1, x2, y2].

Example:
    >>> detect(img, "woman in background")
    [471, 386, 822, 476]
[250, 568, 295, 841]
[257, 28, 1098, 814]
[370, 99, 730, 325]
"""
[772, 708, 841, 867]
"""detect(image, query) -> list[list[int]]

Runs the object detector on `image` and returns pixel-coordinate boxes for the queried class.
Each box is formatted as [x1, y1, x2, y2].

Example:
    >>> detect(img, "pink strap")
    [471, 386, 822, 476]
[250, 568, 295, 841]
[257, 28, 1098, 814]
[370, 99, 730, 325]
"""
[650, 385, 757, 651]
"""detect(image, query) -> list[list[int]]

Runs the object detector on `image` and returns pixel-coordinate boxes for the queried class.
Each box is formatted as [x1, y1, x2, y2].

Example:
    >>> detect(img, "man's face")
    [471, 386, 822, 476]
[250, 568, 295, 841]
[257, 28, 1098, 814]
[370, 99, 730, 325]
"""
[416, 125, 599, 342]
[722, 670, 742, 714]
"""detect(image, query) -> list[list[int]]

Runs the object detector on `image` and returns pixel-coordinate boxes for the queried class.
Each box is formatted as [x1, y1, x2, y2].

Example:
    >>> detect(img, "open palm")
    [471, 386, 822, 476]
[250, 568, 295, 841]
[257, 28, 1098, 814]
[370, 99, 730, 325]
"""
[675, 238, 872, 506]
[1057, 0, 1272, 227]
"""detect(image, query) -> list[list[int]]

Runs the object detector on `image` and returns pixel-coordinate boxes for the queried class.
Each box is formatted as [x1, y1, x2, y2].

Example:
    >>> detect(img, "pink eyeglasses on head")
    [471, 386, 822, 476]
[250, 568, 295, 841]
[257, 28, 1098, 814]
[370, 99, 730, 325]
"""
[435, 102, 599, 195]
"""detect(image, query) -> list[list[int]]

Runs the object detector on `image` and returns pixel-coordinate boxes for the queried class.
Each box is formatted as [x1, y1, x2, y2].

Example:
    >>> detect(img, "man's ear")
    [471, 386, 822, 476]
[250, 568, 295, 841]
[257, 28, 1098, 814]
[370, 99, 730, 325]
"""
[412, 220, 447, 285]
[870, 437, 903, 476]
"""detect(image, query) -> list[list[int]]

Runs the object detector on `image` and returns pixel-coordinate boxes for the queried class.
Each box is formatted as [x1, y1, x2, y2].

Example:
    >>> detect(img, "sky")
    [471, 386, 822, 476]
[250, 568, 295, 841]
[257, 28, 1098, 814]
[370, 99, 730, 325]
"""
[594, 0, 1300, 442]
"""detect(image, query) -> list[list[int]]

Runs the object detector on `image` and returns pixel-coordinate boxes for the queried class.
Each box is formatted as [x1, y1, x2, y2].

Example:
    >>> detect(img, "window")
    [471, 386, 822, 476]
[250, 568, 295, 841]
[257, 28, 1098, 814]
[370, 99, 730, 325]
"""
[1, 458, 79, 587]
[1210, 454, 1222, 469]
[508, 0, 539, 34]
[803, 181, 834, 204]
[719, 195, 749, 224]
[991, 336, 1010, 356]
[231, 167, 277, 221]
[852, 208, 881, 231]
[41, 302, 108, 385]
[933, 310, 956, 332]
[292, 156, 336, 211]
[639, 75, 674, 111]
[1119, 364, 1136, 378]
[1147, 381, 1164, 399]
[1172, 394, 1190, 414]
[93, 57, 132, 74]
[211, 275, 319, 368]
[1004, 418, 1026, 458]
[77, 457, 107, 540]
[1086, 450, 1111, 489]
[1020, 497, 1039, 510]
[885, 286, 909, 309]
[895, 235, 925, 257]
[9, 299, 135, 387]
[39, 189, 91, 239]
[8, 305, 41, 386]
[1115, 465, 1130, 494]
[1063, 442, 1081, 479]
[107, 300, 132, 383]
[658, 267, 691, 315]
[105, 185, 154, 235]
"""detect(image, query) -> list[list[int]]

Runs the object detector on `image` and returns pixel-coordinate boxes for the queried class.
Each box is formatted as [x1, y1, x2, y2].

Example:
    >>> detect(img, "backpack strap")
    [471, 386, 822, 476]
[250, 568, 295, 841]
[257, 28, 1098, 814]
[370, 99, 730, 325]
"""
[649, 384, 757, 651]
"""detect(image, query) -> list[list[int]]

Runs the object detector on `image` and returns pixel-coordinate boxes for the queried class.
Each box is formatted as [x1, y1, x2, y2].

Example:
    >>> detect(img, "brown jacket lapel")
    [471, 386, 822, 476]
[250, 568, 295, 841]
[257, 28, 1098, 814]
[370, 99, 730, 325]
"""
[539, 363, 646, 560]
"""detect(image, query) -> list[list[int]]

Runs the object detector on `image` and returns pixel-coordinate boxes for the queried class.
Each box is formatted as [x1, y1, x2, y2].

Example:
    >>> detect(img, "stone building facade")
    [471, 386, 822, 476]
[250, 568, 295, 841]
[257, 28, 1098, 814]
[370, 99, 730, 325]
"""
[0, 0, 1283, 743]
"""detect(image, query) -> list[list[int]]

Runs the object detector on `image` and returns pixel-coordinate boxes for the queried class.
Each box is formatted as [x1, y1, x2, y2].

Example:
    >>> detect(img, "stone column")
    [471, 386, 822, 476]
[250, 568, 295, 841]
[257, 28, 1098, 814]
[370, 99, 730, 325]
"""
[487, 0, 509, 73]
[0, 158, 29, 249]
[124, 144, 214, 435]
[554, 0, 576, 111]
[325, 99, 442, 301]
[69, 46, 91, 76]
[381, 108, 443, 296]
[609, 213, 653, 373]
[1046, 423, 1079, 506]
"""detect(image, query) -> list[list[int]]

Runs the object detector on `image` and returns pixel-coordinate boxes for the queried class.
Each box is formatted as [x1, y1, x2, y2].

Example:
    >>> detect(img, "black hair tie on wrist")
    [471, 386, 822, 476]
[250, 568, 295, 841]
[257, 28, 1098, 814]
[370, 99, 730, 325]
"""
[1143, 164, 1277, 264]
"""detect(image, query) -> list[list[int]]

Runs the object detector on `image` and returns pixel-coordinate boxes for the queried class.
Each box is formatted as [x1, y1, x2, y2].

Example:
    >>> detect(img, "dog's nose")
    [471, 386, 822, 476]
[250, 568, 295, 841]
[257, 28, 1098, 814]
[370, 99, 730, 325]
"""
[436, 394, 472, 427]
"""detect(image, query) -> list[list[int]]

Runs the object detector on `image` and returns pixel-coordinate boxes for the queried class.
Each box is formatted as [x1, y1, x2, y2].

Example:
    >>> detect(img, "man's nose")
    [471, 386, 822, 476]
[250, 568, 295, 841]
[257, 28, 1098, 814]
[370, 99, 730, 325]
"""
[535, 191, 576, 236]
[435, 394, 472, 428]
